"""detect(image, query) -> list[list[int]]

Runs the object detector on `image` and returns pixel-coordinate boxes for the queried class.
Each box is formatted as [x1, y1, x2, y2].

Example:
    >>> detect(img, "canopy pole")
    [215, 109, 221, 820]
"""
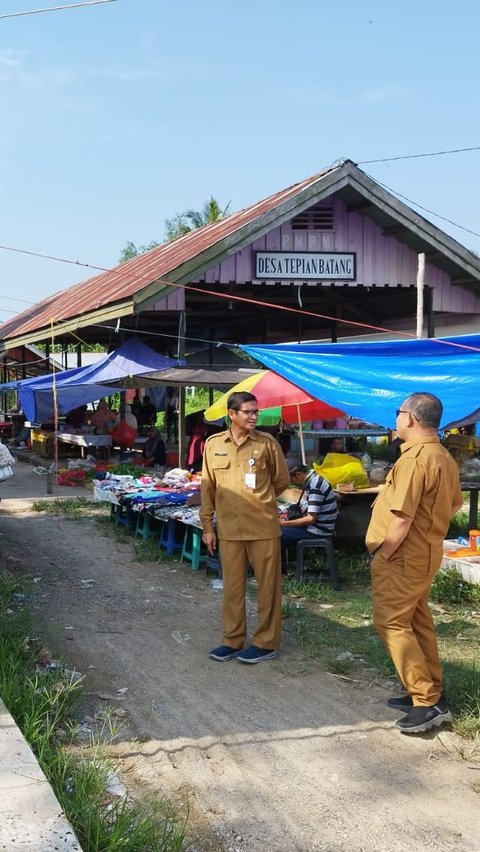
[296, 403, 306, 465]
[177, 311, 186, 467]
[416, 252, 425, 338]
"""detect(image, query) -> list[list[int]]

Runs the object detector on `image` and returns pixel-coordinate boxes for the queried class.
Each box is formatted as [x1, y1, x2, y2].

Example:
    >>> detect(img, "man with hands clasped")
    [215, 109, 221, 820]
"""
[200, 392, 290, 664]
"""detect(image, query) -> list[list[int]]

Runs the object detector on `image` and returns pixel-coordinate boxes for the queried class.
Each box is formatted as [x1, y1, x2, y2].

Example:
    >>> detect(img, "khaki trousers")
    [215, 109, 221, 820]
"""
[371, 550, 443, 706]
[218, 538, 282, 650]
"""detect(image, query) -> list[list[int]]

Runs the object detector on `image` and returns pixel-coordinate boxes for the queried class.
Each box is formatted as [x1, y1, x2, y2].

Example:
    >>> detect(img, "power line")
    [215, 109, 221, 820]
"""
[0, 242, 107, 271]
[1, 294, 39, 305]
[358, 145, 480, 165]
[0, 0, 118, 19]
[365, 172, 480, 240]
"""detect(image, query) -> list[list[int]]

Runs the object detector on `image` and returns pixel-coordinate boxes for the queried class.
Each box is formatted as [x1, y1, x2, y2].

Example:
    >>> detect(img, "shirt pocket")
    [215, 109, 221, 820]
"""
[251, 450, 268, 472]
[211, 458, 230, 479]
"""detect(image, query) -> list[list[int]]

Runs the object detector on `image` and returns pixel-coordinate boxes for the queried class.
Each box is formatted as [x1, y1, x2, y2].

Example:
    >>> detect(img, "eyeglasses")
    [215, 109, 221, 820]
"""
[235, 408, 259, 416]
[396, 409, 418, 420]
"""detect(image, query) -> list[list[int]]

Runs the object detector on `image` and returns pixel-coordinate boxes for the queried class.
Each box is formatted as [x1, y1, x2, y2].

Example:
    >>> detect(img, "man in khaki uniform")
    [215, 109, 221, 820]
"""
[366, 392, 462, 733]
[201, 391, 290, 663]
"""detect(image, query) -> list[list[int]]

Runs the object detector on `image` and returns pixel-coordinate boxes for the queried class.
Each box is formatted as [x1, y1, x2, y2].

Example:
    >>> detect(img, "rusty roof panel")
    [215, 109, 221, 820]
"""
[0, 167, 335, 343]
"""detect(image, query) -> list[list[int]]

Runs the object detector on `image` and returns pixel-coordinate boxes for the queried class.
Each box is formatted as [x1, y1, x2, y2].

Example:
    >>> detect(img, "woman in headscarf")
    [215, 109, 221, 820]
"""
[92, 400, 115, 434]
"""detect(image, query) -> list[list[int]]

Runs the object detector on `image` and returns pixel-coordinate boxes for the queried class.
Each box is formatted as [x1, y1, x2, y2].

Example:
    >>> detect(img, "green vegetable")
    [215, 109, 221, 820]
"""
[111, 462, 142, 477]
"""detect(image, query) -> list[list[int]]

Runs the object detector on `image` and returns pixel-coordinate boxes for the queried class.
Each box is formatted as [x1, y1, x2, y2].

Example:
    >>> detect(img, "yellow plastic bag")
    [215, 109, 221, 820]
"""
[314, 453, 369, 489]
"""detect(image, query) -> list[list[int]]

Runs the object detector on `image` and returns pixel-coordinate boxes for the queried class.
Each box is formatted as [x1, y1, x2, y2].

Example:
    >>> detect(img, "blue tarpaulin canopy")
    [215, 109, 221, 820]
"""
[241, 334, 480, 429]
[1, 339, 178, 422]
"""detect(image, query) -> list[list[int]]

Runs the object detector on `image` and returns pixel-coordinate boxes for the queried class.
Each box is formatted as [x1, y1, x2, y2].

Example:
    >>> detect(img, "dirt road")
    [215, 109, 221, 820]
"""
[0, 464, 479, 851]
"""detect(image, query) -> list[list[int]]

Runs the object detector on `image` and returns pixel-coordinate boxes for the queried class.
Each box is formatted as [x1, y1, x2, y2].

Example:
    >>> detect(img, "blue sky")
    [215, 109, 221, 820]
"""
[1, 0, 479, 324]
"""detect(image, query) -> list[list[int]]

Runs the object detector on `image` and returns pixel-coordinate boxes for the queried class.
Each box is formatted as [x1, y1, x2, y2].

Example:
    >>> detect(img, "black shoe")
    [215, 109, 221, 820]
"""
[236, 645, 277, 664]
[395, 703, 452, 734]
[209, 644, 240, 661]
[388, 692, 447, 712]
[387, 694, 413, 711]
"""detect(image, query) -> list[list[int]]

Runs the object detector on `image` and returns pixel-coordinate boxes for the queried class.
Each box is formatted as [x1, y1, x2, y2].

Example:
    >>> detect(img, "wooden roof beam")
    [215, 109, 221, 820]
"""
[382, 225, 408, 237]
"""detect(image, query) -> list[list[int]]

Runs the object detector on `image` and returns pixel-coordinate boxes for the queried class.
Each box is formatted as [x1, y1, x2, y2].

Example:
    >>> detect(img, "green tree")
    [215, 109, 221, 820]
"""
[118, 240, 160, 264]
[119, 196, 230, 261]
[183, 196, 231, 230]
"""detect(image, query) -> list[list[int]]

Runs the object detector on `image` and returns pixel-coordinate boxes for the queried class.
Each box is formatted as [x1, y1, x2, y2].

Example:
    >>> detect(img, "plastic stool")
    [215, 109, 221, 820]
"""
[158, 518, 183, 555]
[110, 504, 135, 530]
[181, 525, 207, 571]
[134, 510, 152, 541]
[295, 538, 340, 589]
[205, 555, 222, 579]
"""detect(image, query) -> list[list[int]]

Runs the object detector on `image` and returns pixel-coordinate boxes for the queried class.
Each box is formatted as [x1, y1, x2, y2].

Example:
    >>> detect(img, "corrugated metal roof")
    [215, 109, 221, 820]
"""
[0, 166, 335, 345]
[2, 159, 480, 349]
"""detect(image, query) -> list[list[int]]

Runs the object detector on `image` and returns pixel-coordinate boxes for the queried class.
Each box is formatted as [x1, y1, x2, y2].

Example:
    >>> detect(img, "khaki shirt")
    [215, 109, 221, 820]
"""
[366, 436, 463, 558]
[200, 429, 290, 541]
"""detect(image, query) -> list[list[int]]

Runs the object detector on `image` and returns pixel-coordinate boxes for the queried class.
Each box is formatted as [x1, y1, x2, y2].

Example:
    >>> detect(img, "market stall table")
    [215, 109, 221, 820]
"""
[57, 432, 112, 459]
[333, 484, 382, 540]
[460, 481, 480, 529]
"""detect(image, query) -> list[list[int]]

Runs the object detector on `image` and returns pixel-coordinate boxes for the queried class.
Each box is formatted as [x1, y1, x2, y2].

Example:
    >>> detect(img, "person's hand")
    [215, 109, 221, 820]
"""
[202, 531, 217, 555]
[279, 518, 288, 526]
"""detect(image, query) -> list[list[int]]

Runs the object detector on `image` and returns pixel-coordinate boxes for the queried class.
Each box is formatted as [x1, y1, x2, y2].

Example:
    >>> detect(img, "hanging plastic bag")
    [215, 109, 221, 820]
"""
[112, 421, 138, 448]
[314, 452, 369, 490]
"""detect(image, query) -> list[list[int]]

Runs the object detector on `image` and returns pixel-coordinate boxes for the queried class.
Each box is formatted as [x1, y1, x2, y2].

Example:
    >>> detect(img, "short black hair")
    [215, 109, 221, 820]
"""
[404, 393, 443, 428]
[227, 391, 257, 411]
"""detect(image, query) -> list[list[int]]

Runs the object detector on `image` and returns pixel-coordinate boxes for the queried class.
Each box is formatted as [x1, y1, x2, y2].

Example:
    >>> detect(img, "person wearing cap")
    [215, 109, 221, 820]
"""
[200, 391, 290, 664]
[280, 461, 338, 571]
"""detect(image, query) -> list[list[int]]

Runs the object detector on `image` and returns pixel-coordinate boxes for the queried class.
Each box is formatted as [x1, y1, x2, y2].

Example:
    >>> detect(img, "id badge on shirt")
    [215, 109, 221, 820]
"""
[245, 457, 256, 490]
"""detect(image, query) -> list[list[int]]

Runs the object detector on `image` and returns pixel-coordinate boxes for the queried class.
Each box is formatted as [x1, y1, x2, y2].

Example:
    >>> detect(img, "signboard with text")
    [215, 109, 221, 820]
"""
[254, 251, 356, 281]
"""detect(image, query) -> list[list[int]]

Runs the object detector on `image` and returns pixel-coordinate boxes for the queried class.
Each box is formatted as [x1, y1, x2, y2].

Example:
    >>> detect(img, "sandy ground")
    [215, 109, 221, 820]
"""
[0, 460, 479, 852]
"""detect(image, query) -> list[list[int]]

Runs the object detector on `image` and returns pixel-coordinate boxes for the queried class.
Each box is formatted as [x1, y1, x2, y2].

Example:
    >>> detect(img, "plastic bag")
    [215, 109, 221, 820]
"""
[313, 452, 369, 490]
[112, 422, 138, 448]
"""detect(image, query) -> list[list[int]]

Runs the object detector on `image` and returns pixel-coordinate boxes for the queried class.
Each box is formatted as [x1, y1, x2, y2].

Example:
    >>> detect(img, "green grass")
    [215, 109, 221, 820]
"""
[0, 569, 186, 851]
[32, 497, 108, 521]
[281, 549, 480, 738]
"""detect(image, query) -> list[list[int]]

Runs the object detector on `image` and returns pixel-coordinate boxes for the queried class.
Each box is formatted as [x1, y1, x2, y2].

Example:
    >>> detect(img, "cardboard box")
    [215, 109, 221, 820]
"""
[31, 429, 54, 458]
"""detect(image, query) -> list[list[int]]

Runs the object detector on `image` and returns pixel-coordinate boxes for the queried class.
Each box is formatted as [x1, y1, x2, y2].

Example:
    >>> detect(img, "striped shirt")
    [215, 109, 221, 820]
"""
[300, 473, 338, 536]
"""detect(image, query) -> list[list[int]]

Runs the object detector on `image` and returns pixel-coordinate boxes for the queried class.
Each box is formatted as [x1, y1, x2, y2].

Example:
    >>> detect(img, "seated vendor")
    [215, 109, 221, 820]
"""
[143, 426, 166, 468]
[329, 436, 345, 453]
[112, 404, 137, 431]
[280, 460, 338, 572]
[92, 399, 116, 434]
[65, 404, 88, 430]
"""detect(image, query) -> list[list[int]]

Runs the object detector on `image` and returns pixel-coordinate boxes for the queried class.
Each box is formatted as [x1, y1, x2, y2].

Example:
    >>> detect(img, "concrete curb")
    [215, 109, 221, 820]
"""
[0, 698, 82, 851]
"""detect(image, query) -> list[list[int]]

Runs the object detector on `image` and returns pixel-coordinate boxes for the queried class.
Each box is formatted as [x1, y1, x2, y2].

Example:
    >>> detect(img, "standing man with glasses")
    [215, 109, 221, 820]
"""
[201, 391, 290, 663]
[366, 393, 462, 733]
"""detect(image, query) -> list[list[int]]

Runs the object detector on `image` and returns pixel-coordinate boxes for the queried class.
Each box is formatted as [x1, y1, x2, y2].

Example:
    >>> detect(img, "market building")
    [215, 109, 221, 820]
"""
[1, 159, 480, 359]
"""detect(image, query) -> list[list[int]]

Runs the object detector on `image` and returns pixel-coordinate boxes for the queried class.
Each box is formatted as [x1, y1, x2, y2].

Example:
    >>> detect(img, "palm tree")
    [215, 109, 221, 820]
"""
[184, 197, 231, 229]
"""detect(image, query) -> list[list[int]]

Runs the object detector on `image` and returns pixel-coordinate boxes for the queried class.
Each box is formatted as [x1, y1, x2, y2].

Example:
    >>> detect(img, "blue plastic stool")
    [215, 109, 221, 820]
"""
[110, 504, 135, 530]
[158, 518, 183, 556]
[181, 525, 207, 571]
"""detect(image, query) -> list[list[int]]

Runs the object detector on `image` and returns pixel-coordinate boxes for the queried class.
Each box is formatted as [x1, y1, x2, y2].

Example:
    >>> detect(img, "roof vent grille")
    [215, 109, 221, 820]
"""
[291, 203, 334, 231]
